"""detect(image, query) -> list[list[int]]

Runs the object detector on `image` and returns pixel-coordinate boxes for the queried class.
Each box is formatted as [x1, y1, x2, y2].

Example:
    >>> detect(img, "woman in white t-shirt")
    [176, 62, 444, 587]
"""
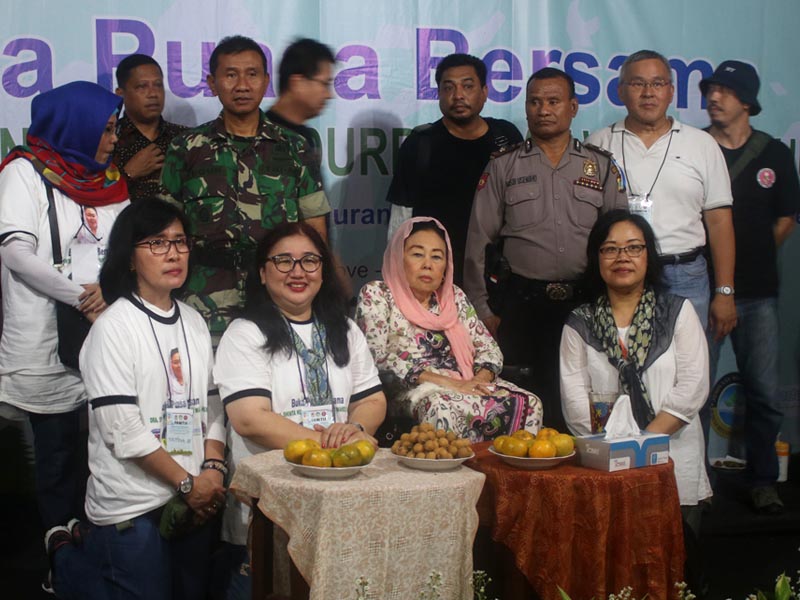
[0, 81, 129, 569]
[49, 199, 227, 600]
[214, 221, 386, 598]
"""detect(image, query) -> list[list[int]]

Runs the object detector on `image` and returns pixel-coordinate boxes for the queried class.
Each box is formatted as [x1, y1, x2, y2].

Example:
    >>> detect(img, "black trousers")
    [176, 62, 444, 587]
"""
[496, 278, 585, 433]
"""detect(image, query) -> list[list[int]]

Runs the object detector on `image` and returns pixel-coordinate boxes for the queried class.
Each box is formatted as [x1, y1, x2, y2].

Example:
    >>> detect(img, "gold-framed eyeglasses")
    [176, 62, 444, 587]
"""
[599, 244, 646, 259]
[624, 79, 671, 91]
[267, 253, 323, 273]
[134, 237, 192, 255]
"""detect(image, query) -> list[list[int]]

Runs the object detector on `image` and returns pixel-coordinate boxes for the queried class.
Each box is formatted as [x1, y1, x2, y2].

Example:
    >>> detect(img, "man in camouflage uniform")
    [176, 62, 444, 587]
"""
[464, 68, 628, 431]
[161, 35, 329, 337]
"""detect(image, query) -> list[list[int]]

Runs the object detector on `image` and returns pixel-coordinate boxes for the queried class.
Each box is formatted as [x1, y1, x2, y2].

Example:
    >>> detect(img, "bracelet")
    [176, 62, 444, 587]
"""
[349, 422, 365, 432]
[201, 459, 229, 477]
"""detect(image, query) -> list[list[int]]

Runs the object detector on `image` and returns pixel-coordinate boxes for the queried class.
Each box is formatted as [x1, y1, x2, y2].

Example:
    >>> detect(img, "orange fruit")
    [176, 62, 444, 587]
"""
[528, 439, 557, 458]
[284, 439, 320, 464]
[536, 427, 559, 440]
[331, 445, 362, 467]
[503, 437, 529, 457]
[351, 440, 377, 465]
[512, 430, 535, 441]
[302, 448, 333, 467]
[493, 435, 511, 454]
[551, 433, 575, 457]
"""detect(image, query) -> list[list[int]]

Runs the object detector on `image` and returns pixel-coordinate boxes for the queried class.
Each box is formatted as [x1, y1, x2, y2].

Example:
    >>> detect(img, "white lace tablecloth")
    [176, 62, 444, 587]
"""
[230, 448, 486, 600]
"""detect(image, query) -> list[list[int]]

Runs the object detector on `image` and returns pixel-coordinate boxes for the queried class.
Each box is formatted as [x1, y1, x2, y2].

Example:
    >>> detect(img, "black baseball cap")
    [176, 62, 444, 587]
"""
[699, 60, 761, 116]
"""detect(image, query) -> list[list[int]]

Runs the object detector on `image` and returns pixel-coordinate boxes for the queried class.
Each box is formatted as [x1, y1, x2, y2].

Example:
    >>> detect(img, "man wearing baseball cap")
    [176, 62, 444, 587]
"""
[702, 60, 799, 515]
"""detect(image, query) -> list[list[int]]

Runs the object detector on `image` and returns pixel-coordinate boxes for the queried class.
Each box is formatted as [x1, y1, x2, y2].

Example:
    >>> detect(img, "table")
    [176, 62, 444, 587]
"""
[230, 448, 486, 600]
[467, 441, 685, 600]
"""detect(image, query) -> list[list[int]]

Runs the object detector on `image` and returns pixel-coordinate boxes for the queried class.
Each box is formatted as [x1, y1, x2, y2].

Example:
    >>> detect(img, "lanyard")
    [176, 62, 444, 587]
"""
[621, 129, 674, 198]
[288, 319, 335, 419]
[139, 295, 193, 405]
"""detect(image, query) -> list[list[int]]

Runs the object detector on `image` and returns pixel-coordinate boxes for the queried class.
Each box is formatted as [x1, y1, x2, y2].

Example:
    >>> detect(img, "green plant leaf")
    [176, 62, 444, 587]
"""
[775, 573, 792, 600]
[557, 586, 572, 600]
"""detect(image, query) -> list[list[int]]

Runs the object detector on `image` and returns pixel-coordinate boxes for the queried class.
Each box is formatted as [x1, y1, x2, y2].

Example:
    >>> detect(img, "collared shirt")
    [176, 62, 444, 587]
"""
[160, 110, 329, 333]
[113, 116, 186, 203]
[464, 137, 628, 319]
[586, 118, 732, 255]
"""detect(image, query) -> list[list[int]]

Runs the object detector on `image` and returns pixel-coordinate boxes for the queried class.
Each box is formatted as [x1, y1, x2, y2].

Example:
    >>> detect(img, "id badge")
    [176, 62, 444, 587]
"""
[165, 408, 194, 456]
[70, 243, 101, 284]
[628, 193, 653, 224]
[301, 404, 335, 429]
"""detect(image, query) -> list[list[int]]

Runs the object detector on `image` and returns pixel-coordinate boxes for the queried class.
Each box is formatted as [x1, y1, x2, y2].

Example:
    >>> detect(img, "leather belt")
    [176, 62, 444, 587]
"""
[509, 273, 584, 301]
[658, 247, 703, 266]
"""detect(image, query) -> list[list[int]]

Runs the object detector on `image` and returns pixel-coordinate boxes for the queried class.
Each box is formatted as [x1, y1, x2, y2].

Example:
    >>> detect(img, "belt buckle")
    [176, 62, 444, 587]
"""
[545, 282, 571, 301]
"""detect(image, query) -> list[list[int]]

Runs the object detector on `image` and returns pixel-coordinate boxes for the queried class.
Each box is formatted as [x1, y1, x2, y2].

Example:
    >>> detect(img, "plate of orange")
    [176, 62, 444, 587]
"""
[288, 462, 367, 479]
[488, 446, 575, 470]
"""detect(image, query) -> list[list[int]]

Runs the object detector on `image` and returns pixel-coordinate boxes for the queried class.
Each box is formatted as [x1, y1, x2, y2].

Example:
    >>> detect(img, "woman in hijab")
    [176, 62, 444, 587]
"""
[356, 217, 542, 441]
[0, 81, 129, 557]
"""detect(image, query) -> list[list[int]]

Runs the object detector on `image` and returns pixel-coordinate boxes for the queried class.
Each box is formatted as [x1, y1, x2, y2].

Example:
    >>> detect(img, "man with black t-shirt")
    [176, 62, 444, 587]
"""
[702, 60, 799, 515]
[387, 53, 523, 285]
[266, 38, 335, 169]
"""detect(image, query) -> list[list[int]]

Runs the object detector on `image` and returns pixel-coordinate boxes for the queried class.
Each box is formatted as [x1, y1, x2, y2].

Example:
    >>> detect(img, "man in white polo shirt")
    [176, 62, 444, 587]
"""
[587, 49, 737, 339]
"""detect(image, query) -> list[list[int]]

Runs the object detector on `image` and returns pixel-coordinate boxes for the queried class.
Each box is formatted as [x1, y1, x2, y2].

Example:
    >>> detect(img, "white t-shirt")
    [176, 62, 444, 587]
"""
[80, 296, 225, 526]
[587, 119, 732, 255]
[214, 316, 382, 544]
[0, 159, 128, 411]
[559, 300, 712, 505]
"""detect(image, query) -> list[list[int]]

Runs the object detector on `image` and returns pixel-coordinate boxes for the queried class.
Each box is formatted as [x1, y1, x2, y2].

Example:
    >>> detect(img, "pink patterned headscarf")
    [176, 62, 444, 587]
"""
[383, 217, 475, 380]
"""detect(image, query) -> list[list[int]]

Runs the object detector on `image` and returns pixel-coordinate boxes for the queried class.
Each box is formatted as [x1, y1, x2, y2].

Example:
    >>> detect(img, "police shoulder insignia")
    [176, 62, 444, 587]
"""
[490, 140, 523, 159]
[583, 160, 598, 177]
[477, 172, 490, 191]
[583, 142, 614, 159]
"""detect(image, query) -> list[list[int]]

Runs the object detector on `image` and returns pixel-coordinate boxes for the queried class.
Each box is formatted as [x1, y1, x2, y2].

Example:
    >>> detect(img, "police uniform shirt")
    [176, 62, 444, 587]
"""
[464, 138, 628, 319]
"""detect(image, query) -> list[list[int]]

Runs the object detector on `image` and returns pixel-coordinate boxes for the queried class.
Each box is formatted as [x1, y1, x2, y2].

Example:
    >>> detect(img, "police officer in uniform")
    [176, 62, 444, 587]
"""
[464, 67, 628, 431]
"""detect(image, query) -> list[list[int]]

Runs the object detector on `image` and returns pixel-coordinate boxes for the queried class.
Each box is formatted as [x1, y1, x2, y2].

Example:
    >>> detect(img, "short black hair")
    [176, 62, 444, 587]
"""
[526, 67, 576, 99]
[278, 38, 335, 93]
[435, 53, 487, 87]
[583, 209, 663, 300]
[100, 199, 191, 305]
[209, 35, 267, 77]
[116, 54, 162, 89]
[408, 220, 446, 242]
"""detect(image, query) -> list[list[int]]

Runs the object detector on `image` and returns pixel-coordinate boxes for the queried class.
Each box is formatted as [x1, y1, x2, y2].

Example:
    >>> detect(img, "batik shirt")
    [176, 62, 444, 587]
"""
[113, 116, 186, 203]
[161, 111, 329, 334]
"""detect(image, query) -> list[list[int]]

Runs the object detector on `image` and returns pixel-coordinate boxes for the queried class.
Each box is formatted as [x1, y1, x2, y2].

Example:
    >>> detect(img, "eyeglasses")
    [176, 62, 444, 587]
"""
[599, 244, 647, 259]
[134, 237, 192, 255]
[307, 77, 333, 88]
[623, 79, 671, 91]
[267, 253, 323, 273]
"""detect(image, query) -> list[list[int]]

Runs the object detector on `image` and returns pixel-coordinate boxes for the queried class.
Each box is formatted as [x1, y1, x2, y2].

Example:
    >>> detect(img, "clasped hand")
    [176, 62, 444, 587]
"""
[183, 469, 226, 522]
[313, 422, 377, 449]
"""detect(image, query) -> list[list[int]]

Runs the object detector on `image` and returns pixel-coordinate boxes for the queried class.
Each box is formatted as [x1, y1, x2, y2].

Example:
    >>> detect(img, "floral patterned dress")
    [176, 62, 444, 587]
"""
[356, 281, 542, 441]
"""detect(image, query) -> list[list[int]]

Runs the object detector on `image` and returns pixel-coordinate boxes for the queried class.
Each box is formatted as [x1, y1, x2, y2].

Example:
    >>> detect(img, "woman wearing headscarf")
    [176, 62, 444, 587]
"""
[0, 81, 129, 552]
[356, 217, 542, 441]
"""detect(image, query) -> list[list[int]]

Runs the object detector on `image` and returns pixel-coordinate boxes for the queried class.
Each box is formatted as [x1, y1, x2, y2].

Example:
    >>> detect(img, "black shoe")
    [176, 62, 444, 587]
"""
[751, 485, 784, 515]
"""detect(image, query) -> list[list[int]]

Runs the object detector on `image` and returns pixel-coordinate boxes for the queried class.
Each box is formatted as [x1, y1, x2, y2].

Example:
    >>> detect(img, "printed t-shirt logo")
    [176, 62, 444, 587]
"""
[757, 168, 776, 189]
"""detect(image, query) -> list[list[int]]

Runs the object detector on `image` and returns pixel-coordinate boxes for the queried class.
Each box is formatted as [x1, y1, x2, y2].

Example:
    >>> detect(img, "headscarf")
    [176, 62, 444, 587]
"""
[0, 81, 128, 206]
[383, 217, 475, 380]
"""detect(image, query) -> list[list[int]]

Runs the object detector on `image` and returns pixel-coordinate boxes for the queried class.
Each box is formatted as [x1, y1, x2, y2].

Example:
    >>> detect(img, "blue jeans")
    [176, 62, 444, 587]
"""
[27, 407, 85, 529]
[54, 509, 217, 600]
[210, 542, 251, 600]
[708, 297, 782, 487]
[661, 255, 710, 331]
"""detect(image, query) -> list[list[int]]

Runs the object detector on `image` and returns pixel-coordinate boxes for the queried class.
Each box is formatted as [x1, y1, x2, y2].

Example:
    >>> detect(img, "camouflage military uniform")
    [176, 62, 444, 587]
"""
[161, 110, 329, 334]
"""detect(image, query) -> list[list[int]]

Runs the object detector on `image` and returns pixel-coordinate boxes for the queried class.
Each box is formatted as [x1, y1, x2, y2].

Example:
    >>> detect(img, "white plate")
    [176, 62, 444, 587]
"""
[288, 461, 366, 480]
[396, 453, 473, 471]
[488, 446, 576, 470]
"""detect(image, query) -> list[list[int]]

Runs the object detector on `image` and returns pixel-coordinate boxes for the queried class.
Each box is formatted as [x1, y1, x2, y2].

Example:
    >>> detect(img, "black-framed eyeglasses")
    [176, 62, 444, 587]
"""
[134, 237, 192, 255]
[623, 79, 671, 91]
[599, 244, 646, 259]
[307, 77, 333, 88]
[267, 253, 323, 273]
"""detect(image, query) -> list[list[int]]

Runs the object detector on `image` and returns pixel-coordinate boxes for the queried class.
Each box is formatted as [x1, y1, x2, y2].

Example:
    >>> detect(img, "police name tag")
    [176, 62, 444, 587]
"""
[628, 194, 653, 224]
[301, 404, 335, 429]
[165, 408, 194, 456]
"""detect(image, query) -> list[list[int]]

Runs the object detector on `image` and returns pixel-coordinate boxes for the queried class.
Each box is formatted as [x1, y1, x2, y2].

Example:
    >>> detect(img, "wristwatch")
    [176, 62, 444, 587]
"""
[350, 422, 365, 432]
[176, 473, 194, 496]
[714, 286, 735, 296]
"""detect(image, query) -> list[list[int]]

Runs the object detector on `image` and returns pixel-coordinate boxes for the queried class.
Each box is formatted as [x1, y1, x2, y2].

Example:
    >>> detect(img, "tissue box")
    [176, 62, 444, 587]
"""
[575, 432, 670, 472]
